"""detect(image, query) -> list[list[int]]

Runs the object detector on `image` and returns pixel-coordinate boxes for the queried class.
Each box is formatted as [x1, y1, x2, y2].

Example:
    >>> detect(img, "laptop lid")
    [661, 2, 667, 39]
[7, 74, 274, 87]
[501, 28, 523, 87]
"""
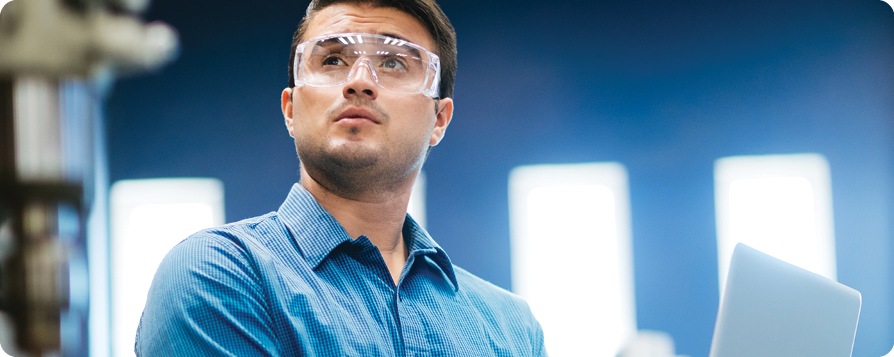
[709, 243, 862, 357]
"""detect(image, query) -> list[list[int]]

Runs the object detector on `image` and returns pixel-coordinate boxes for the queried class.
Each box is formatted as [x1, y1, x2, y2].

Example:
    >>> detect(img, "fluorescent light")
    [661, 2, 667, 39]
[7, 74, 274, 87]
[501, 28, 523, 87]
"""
[714, 154, 836, 295]
[110, 178, 224, 357]
[407, 170, 426, 229]
[509, 162, 636, 356]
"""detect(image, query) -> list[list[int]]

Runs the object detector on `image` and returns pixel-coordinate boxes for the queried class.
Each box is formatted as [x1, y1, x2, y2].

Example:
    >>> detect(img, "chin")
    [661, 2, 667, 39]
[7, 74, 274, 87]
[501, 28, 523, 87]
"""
[325, 142, 382, 168]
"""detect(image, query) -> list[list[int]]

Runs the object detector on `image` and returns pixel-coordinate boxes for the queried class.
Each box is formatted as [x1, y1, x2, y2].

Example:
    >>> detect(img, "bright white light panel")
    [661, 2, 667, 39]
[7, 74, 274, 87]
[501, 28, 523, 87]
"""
[407, 170, 426, 229]
[110, 178, 224, 357]
[714, 154, 836, 294]
[509, 162, 636, 357]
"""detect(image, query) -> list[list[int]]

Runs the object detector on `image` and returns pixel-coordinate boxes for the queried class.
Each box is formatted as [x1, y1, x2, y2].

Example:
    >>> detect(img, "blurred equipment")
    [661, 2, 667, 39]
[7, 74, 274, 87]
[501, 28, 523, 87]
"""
[0, 0, 178, 355]
[709, 243, 861, 357]
[0, 0, 177, 77]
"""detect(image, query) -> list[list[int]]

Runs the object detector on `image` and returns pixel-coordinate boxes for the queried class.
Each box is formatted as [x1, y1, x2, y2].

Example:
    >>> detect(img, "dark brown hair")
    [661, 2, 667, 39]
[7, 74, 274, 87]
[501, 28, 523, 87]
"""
[288, 0, 457, 99]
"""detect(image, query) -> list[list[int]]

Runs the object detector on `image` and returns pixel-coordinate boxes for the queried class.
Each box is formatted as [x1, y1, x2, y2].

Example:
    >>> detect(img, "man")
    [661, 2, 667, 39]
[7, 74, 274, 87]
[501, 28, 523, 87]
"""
[136, 0, 546, 355]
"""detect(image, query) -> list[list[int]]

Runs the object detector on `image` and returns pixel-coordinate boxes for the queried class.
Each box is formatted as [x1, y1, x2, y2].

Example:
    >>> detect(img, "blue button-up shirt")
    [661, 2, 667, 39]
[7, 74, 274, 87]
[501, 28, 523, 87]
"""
[136, 183, 546, 356]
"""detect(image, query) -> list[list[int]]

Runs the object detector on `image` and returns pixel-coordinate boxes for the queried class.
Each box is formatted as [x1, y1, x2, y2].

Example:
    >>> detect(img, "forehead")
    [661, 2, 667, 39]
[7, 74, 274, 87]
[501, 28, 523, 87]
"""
[305, 4, 435, 52]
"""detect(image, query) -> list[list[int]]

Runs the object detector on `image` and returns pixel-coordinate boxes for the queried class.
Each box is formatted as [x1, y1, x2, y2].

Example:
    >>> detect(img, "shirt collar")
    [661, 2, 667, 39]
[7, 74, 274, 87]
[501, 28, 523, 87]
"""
[278, 183, 459, 291]
[402, 213, 459, 292]
[278, 184, 353, 269]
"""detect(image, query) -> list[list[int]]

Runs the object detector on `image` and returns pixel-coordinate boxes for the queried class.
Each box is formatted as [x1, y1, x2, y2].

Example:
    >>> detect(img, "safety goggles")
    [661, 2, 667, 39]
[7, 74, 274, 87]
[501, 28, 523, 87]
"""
[293, 33, 441, 98]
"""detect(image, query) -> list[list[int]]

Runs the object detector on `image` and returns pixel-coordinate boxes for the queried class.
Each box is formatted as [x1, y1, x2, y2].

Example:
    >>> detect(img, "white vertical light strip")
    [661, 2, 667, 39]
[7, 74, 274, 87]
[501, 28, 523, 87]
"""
[509, 162, 636, 357]
[714, 154, 836, 295]
[407, 170, 426, 229]
[88, 90, 111, 357]
[110, 178, 224, 357]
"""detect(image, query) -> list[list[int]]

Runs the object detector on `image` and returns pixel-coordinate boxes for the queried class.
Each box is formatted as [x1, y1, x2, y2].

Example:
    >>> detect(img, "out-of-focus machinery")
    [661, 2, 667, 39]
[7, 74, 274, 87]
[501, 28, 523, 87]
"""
[0, 0, 178, 355]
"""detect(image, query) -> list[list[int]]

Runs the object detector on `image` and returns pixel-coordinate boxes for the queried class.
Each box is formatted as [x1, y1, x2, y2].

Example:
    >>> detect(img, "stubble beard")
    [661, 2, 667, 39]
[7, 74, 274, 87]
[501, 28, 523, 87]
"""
[295, 101, 430, 200]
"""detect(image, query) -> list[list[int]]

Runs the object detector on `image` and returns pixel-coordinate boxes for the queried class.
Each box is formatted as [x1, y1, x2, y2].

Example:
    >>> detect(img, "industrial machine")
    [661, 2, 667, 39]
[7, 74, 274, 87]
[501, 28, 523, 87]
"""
[0, 0, 178, 355]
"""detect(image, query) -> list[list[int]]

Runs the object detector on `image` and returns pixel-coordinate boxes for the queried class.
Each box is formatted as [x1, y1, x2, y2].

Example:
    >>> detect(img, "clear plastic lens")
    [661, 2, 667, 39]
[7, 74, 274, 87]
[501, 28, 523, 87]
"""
[294, 33, 440, 97]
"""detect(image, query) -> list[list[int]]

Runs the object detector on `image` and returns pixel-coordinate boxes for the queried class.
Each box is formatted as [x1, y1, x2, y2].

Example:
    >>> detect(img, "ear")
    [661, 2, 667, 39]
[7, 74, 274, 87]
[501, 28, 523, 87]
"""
[281, 88, 295, 137]
[429, 97, 453, 146]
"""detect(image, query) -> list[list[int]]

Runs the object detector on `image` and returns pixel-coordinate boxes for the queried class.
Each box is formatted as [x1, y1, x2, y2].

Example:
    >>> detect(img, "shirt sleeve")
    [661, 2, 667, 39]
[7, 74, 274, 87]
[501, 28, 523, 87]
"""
[135, 232, 279, 357]
[532, 316, 548, 357]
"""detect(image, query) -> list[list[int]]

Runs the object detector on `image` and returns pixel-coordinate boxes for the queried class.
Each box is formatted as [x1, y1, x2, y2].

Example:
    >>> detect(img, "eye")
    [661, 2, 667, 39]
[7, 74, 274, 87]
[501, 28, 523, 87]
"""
[321, 56, 348, 66]
[380, 57, 407, 71]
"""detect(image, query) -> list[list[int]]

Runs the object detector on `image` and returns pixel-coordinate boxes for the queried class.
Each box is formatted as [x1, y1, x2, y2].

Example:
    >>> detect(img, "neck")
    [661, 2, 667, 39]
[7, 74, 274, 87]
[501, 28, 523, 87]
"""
[300, 166, 414, 285]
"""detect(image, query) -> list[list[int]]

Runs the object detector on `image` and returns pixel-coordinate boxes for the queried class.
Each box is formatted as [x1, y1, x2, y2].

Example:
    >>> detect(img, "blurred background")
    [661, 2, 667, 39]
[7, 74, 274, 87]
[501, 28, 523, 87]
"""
[101, 0, 893, 356]
[6, 0, 889, 355]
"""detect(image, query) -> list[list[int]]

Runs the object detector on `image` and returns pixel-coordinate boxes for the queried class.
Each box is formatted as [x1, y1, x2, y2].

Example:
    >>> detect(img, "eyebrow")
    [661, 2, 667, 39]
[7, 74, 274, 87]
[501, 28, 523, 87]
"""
[380, 33, 410, 42]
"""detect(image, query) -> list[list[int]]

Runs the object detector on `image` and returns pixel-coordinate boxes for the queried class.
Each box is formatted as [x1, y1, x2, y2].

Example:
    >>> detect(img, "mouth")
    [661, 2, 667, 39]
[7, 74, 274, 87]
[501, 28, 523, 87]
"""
[335, 107, 381, 125]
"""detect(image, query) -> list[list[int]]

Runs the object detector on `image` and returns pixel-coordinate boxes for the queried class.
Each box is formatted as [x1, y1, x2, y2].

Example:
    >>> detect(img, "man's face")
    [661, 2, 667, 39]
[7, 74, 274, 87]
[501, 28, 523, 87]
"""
[282, 4, 453, 199]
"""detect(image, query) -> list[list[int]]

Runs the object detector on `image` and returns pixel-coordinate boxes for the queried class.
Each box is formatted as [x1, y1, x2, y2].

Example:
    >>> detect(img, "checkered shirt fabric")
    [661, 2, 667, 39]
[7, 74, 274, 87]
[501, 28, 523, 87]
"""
[135, 183, 547, 356]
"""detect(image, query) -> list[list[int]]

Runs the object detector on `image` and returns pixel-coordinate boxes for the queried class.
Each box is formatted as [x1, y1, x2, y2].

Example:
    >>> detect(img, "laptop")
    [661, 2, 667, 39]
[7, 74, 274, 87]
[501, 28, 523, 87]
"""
[709, 243, 862, 357]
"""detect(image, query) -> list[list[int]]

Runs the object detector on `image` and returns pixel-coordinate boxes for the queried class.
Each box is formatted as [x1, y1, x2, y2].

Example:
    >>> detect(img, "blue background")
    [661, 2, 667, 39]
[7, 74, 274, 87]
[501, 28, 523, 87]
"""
[105, 0, 894, 355]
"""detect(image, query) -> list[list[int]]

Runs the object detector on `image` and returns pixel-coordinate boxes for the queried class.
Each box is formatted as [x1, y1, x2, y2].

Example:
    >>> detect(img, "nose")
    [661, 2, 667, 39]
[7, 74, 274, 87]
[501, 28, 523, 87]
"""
[342, 58, 378, 100]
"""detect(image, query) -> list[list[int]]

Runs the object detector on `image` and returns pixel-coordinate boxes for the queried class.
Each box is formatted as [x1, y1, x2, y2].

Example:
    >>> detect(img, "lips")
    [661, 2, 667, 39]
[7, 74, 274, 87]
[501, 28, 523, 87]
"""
[335, 107, 381, 124]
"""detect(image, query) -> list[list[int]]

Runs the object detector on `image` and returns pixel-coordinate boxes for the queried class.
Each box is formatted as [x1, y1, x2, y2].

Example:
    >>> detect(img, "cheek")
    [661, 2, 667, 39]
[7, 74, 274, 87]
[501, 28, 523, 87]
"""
[393, 112, 433, 142]
[292, 90, 332, 128]
[403, 100, 437, 131]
